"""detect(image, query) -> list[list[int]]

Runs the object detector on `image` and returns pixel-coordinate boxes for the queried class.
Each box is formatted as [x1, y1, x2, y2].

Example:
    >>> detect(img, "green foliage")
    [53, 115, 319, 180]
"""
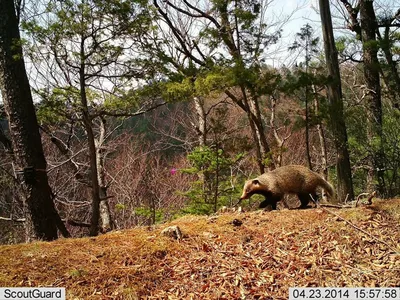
[35, 86, 103, 124]
[103, 82, 166, 113]
[115, 203, 126, 211]
[36, 87, 80, 124]
[194, 70, 230, 96]
[391, 32, 400, 55]
[134, 207, 164, 224]
[163, 78, 194, 102]
[23, 0, 155, 117]
[181, 146, 244, 215]
[289, 23, 319, 63]
[363, 40, 379, 52]
[346, 101, 400, 197]
[68, 268, 88, 278]
[335, 36, 363, 62]
[179, 196, 217, 216]
[335, 37, 347, 54]
[142, 0, 284, 104]
[381, 110, 400, 196]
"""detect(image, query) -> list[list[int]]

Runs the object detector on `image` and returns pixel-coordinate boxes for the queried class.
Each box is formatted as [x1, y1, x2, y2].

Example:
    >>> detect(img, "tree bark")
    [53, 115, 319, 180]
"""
[97, 116, 114, 233]
[247, 91, 275, 172]
[193, 96, 210, 202]
[319, 0, 354, 202]
[360, 0, 385, 195]
[312, 84, 328, 180]
[193, 97, 207, 147]
[0, 0, 63, 241]
[269, 95, 291, 167]
[227, 89, 275, 174]
[305, 86, 312, 170]
[0, 125, 12, 152]
[78, 38, 102, 236]
[376, 28, 400, 107]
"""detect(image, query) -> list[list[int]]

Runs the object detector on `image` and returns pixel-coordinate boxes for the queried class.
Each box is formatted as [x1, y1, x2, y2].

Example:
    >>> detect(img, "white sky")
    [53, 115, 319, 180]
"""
[1, 0, 399, 104]
[263, 0, 322, 66]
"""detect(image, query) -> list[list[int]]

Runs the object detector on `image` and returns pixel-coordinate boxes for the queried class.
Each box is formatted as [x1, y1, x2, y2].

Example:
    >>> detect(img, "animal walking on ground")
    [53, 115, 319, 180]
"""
[238, 165, 335, 210]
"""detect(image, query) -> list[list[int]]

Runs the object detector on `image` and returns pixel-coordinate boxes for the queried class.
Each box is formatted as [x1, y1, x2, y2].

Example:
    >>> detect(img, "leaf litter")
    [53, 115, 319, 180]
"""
[0, 199, 399, 299]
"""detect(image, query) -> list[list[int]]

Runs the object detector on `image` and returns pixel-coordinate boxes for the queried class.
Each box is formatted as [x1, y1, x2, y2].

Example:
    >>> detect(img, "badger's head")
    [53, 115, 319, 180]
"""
[240, 179, 262, 200]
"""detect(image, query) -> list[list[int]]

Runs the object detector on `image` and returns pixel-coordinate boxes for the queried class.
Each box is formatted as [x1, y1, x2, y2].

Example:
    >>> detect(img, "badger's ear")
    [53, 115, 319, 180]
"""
[252, 179, 260, 185]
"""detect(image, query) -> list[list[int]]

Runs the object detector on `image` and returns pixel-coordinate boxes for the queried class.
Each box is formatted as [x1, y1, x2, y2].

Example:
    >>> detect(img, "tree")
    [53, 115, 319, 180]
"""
[0, 0, 69, 241]
[183, 102, 245, 213]
[359, 0, 384, 194]
[376, 9, 400, 107]
[289, 23, 320, 170]
[150, 0, 291, 173]
[336, 0, 399, 196]
[338, 1, 400, 107]
[319, 0, 354, 202]
[24, 0, 158, 236]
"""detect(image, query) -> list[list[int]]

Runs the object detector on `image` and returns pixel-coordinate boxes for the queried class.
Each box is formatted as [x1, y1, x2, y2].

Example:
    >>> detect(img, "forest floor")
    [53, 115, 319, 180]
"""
[0, 199, 399, 299]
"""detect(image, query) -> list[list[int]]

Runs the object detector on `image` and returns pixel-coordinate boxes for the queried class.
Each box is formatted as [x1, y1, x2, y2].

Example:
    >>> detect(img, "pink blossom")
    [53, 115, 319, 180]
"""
[170, 168, 177, 175]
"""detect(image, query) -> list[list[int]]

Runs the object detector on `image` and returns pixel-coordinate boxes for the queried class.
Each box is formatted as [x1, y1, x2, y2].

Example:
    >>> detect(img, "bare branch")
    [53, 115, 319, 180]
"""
[153, 0, 206, 67]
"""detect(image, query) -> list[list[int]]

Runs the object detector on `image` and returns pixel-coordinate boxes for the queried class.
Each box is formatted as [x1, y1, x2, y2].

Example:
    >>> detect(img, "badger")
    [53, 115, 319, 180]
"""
[239, 165, 335, 210]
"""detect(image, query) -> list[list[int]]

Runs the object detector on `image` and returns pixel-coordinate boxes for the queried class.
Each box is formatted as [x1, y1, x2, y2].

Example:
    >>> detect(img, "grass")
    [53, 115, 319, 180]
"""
[0, 199, 399, 299]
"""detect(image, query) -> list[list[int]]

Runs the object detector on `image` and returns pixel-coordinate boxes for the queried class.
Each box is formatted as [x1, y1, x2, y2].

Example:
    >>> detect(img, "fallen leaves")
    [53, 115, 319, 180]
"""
[0, 199, 399, 299]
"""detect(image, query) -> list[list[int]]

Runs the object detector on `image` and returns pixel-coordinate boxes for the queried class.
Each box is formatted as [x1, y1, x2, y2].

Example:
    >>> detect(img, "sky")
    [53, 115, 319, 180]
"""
[1, 0, 399, 104]
[259, 0, 322, 66]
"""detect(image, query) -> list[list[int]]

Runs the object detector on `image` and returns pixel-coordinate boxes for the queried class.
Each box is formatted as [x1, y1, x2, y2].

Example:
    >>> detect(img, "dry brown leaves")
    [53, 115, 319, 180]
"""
[0, 199, 399, 299]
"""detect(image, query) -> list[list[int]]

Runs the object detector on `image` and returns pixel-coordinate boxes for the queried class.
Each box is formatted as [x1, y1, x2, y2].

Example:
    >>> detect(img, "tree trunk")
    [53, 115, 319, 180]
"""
[269, 95, 291, 167]
[319, 0, 354, 202]
[0, 0, 62, 241]
[0, 125, 12, 152]
[193, 96, 210, 202]
[245, 106, 267, 174]
[247, 92, 275, 172]
[376, 27, 400, 107]
[312, 84, 328, 180]
[78, 41, 102, 236]
[96, 117, 114, 233]
[305, 86, 312, 170]
[305, 39, 312, 171]
[193, 97, 207, 147]
[228, 87, 275, 174]
[360, 0, 385, 195]
[82, 103, 101, 237]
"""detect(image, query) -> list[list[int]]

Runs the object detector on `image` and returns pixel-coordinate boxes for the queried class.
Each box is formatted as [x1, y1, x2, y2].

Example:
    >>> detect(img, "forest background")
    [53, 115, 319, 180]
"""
[0, 0, 399, 243]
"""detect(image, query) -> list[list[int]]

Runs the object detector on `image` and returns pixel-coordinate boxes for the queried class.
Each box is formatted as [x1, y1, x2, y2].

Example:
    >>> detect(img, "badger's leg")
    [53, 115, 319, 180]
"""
[297, 193, 311, 208]
[259, 195, 281, 211]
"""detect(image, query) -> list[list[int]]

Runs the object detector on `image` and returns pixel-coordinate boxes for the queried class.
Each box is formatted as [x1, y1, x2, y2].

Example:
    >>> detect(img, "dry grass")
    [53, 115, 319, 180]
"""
[0, 199, 399, 299]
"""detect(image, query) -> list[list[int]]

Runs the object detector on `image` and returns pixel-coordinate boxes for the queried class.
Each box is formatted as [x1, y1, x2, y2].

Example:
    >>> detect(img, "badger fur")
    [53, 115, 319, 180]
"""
[239, 165, 335, 210]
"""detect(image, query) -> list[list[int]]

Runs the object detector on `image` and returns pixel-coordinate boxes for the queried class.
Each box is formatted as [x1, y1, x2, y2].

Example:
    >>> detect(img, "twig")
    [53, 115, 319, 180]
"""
[233, 199, 242, 207]
[344, 193, 349, 204]
[355, 191, 376, 207]
[319, 203, 351, 208]
[366, 191, 375, 205]
[0, 216, 25, 222]
[309, 195, 399, 254]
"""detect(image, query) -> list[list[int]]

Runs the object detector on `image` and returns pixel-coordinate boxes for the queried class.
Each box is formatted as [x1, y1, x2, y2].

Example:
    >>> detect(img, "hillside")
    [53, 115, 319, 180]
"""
[0, 199, 399, 299]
